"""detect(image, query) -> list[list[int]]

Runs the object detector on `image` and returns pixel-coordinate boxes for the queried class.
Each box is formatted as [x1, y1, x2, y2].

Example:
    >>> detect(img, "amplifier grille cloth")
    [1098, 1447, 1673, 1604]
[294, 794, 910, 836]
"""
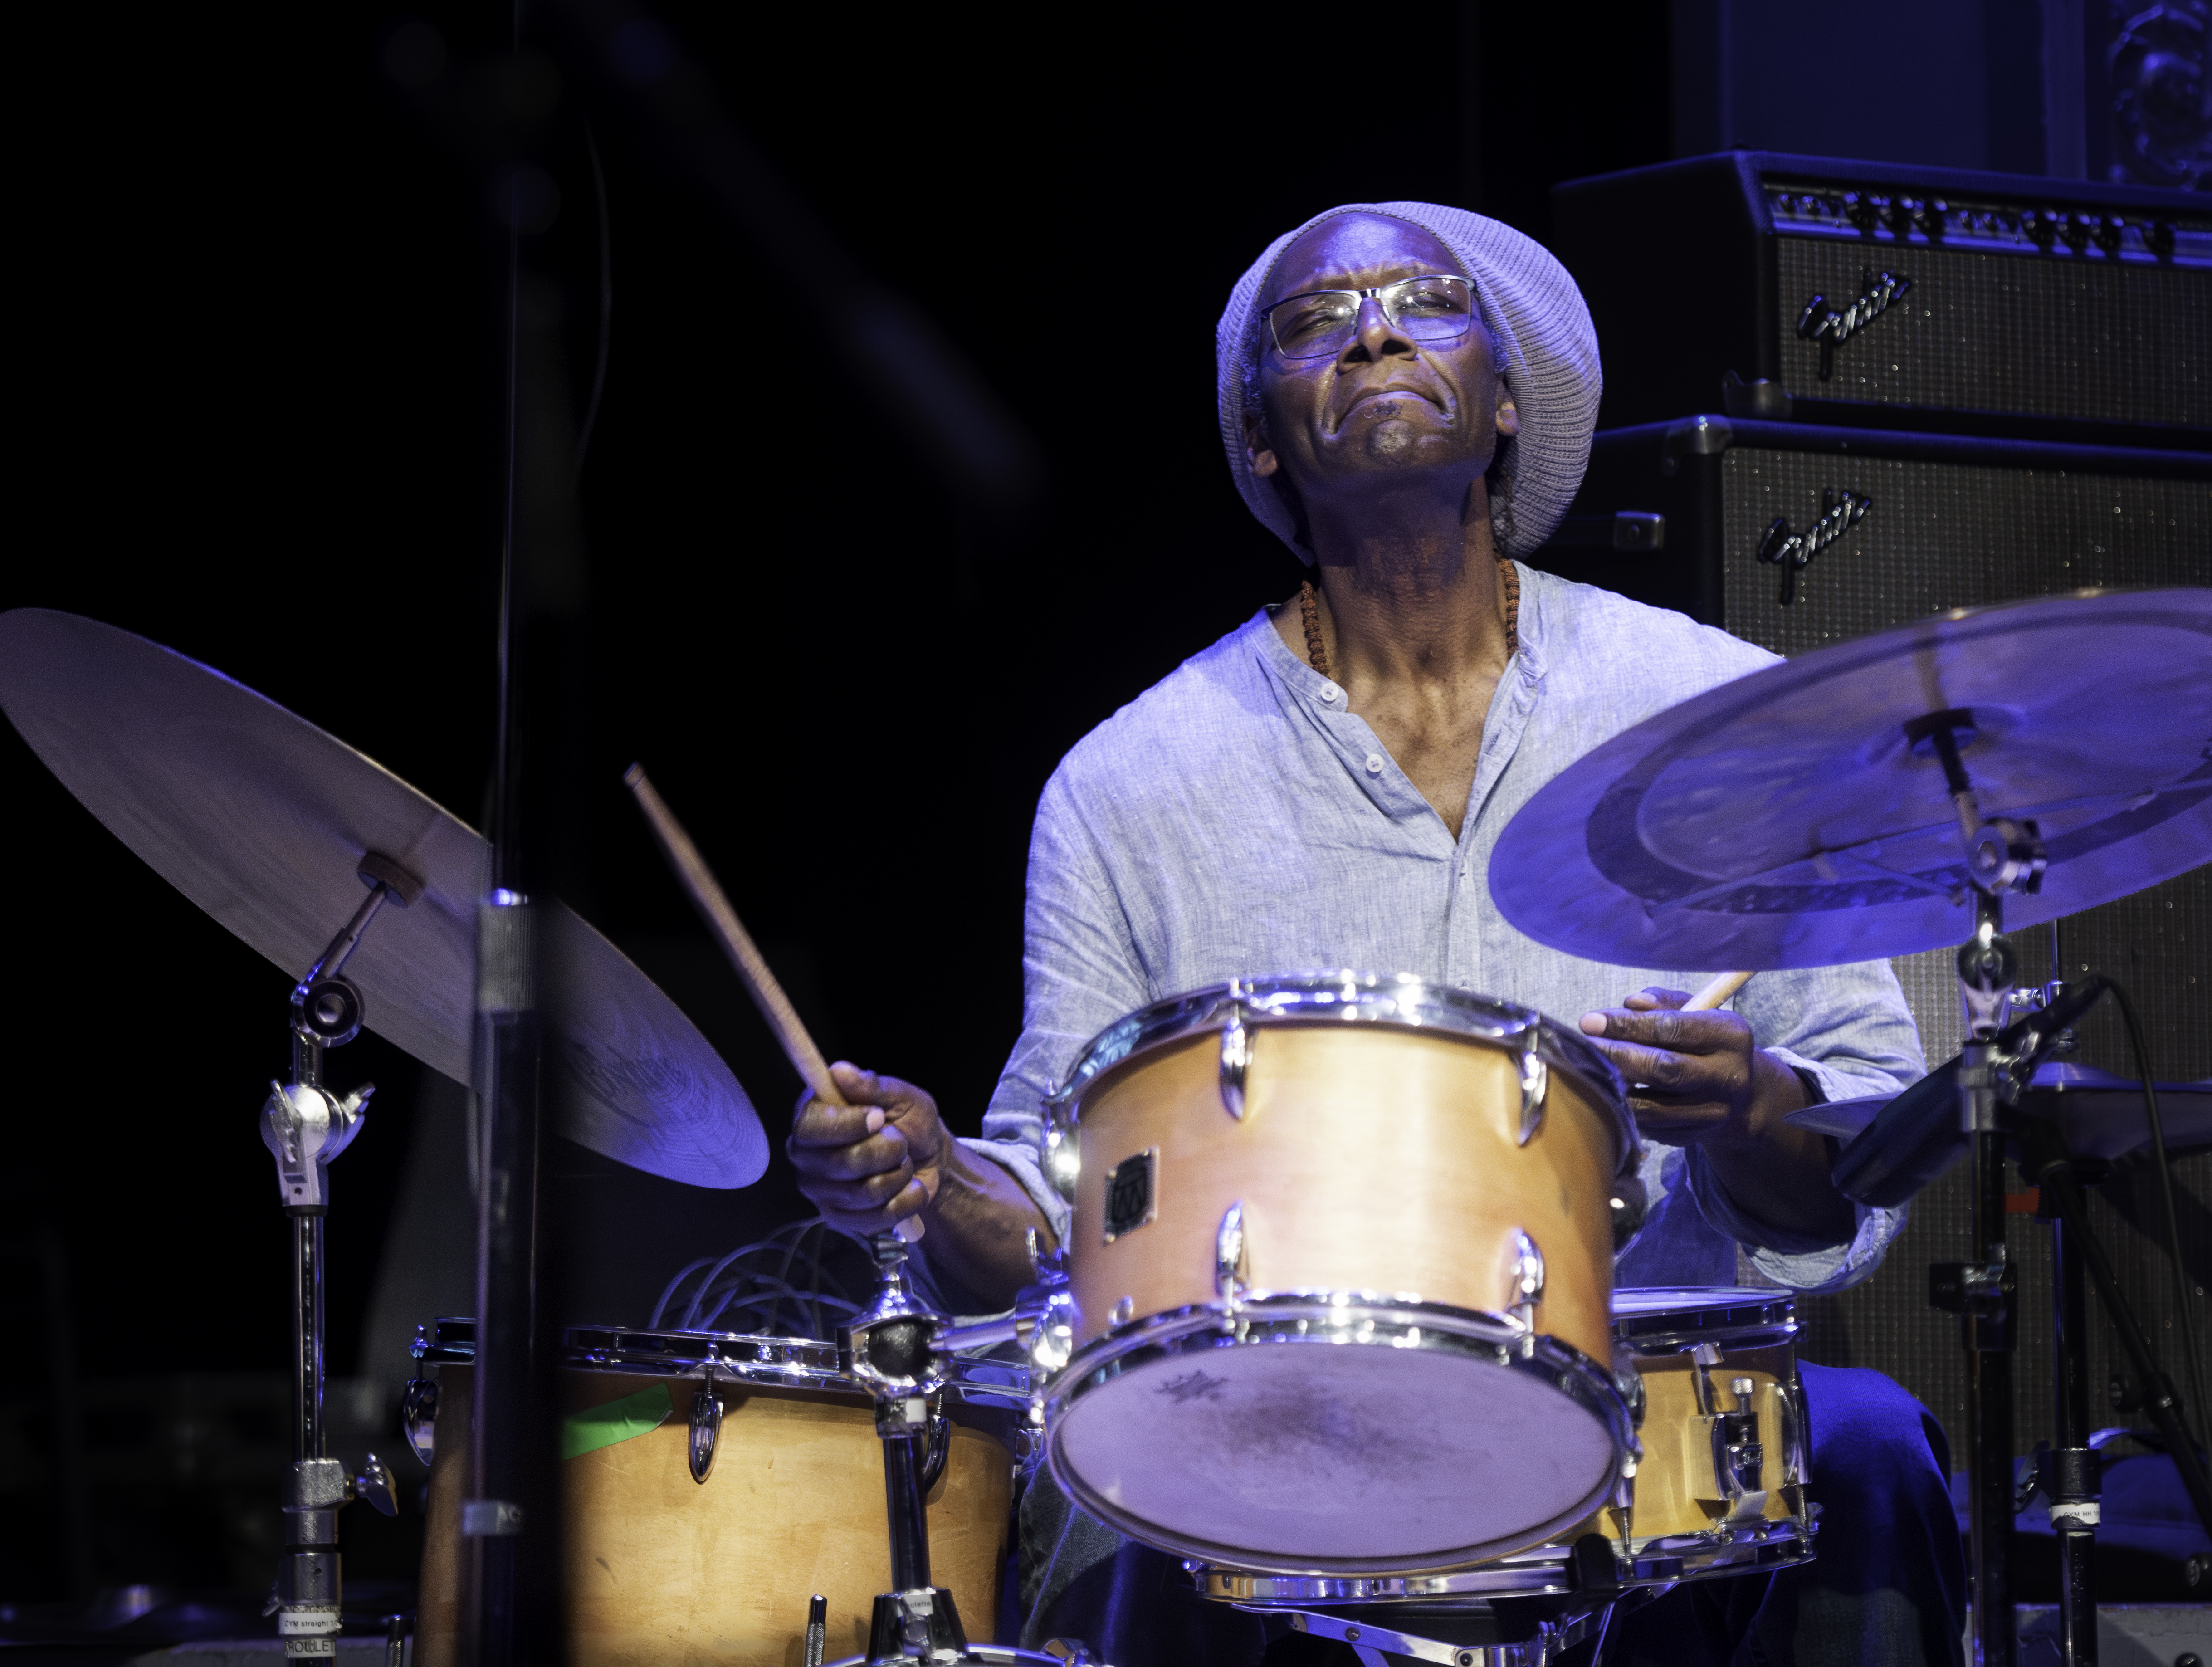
[1773, 238, 2209, 427]
[1719, 449, 2207, 656]
[1714, 448, 2209, 1461]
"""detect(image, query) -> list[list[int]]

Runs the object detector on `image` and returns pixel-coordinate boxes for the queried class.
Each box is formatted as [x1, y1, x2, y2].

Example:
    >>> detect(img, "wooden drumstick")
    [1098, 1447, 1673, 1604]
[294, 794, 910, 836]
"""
[624, 764, 924, 1242]
[1684, 970, 1754, 1011]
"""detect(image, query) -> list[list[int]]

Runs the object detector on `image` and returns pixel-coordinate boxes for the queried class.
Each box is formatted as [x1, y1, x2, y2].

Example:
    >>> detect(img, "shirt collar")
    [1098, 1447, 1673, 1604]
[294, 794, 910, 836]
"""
[1249, 562, 1546, 689]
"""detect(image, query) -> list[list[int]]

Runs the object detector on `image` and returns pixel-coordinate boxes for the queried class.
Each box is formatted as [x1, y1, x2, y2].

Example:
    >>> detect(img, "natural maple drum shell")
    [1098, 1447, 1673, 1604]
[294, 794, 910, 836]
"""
[416, 1366, 1012, 1667]
[1623, 1344, 1806, 1541]
[1067, 1022, 1620, 1369]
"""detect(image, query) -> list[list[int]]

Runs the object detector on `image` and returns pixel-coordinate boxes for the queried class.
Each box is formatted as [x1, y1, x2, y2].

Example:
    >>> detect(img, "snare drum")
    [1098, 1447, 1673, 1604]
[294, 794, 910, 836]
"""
[1605, 1287, 1813, 1564]
[409, 1320, 1026, 1666]
[1186, 1288, 1816, 1661]
[1036, 973, 1643, 1576]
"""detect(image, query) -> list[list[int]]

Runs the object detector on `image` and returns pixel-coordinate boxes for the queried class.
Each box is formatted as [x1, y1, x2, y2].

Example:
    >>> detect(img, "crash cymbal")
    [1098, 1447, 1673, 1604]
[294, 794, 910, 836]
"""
[0, 607, 767, 1189]
[1491, 589, 2212, 971]
[1787, 1064, 2212, 1161]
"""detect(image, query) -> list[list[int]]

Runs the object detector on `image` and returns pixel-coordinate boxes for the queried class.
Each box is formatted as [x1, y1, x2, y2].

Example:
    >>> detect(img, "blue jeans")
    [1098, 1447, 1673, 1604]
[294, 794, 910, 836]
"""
[1017, 1363, 1967, 1667]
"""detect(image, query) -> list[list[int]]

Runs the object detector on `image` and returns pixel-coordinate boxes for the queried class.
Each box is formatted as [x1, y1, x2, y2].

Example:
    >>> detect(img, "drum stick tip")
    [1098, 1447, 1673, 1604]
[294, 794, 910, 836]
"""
[623, 762, 647, 788]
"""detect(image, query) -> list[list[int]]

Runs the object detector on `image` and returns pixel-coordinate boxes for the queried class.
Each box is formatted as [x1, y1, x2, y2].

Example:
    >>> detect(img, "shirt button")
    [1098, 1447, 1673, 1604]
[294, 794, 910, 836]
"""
[1365, 753, 1385, 775]
[1319, 682, 1340, 703]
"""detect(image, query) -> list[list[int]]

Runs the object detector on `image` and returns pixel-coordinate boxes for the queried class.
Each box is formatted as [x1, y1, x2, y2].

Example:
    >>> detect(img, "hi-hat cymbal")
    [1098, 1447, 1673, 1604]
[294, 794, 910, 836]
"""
[0, 607, 768, 1189]
[1491, 589, 2212, 971]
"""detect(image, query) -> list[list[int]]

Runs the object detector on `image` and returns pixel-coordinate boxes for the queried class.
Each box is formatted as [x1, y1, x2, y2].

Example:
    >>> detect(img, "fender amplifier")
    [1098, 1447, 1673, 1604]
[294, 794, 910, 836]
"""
[1533, 414, 2212, 639]
[1551, 152, 2212, 449]
[1533, 415, 2212, 1522]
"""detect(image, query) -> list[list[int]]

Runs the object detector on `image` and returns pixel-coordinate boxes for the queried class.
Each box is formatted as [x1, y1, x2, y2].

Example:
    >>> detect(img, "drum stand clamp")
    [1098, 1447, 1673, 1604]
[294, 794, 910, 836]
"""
[258, 859, 417, 1658]
[826, 1228, 1109, 1667]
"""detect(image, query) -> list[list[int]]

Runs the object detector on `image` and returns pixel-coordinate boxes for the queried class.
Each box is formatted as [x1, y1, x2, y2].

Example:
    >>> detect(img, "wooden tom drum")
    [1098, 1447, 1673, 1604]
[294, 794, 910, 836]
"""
[408, 1320, 1024, 1667]
[1183, 1288, 1817, 1659]
[1035, 973, 1643, 1577]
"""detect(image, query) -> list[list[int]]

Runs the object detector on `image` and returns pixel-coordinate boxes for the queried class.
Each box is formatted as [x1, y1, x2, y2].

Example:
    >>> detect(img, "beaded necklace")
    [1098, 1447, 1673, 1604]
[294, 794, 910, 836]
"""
[1295, 561, 1520, 681]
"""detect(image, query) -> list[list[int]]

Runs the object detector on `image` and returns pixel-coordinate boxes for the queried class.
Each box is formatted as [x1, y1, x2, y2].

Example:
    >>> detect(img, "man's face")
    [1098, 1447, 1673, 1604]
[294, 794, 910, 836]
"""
[1247, 214, 1518, 517]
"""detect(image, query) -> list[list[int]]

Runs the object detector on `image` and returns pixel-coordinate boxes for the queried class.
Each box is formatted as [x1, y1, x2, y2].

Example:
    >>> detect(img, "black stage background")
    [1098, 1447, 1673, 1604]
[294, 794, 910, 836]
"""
[0, 2, 1673, 1599]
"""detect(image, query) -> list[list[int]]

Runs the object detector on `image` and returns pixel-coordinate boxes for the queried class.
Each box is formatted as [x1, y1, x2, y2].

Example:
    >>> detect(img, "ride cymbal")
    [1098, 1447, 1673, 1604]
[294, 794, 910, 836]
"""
[1491, 589, 2212, 972]
[0, 607, 768, 1189]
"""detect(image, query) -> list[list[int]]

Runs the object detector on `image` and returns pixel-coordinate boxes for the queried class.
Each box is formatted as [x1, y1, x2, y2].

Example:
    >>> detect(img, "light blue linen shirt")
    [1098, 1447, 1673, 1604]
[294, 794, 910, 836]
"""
[942, 564, 1923, 1304]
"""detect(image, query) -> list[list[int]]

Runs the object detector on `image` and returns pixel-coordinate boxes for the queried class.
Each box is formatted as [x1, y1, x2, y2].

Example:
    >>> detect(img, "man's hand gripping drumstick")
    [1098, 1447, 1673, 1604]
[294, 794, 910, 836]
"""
[1578, 968, 1853, 1243]
[625, 767, 1051, 1303]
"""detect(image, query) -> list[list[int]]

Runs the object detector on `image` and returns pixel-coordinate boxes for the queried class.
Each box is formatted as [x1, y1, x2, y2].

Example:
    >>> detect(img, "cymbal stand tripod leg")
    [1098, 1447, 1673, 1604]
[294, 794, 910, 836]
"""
[259, 878, 404, 1659]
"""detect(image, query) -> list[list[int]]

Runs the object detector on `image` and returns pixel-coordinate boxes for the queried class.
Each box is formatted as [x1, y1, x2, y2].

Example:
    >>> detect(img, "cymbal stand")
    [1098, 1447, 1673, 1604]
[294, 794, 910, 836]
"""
[1914, 712, 2047, 1667]
[259, 861, 413, 1657]
[1949, 952, 2212, 1667]
[2010, 958, 2101, 1667]
[1950, 887, 2021, 1667]
[2030, 1159, 2100, 1667]
[828, 1230, 1102, 1667]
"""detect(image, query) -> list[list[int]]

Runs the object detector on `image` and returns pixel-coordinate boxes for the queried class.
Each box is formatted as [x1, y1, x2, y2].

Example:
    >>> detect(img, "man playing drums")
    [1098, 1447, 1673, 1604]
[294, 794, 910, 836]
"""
[792, 204, 1967, 1666]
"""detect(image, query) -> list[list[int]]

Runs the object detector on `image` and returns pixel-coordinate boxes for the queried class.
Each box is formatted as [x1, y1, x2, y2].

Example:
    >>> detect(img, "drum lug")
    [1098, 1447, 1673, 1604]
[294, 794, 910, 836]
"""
[1219, 1006, 1252, 1119]
[1689, 1342, 1724, 1413]
[689, 1357, 724, 1484]
[1025, 1226, 1070, 1287]
[1504, 1227, 1544, 1330]
[1025, 1288, 1077, 1392]
[1777, 1378, 1812, 1486]
[1610, 1345, 1647, 1429]
[1704, 1375, 1768, 1520]
[1044, 1119, 1080, 1201]
[1516, 1033, 1548, 1145]
[400, 1374, 439, 1467]
[1608, 1170, 1650, 1255]
[1216, 1202, 1250, 1313]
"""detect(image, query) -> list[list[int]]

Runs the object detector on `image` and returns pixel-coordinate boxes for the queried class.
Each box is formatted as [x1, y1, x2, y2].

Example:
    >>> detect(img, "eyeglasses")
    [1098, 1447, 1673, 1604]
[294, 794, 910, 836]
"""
[1259, 274, 1477, 361]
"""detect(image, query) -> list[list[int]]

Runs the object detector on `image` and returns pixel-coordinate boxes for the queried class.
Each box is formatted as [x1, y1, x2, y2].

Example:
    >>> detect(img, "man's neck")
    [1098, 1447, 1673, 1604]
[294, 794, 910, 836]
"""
[1301, 479, 1514, 689]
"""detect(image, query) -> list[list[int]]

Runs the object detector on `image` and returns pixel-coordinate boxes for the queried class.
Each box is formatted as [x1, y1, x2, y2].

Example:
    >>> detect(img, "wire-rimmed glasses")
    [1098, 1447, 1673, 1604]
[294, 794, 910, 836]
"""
[1259, 274, 1477, 361]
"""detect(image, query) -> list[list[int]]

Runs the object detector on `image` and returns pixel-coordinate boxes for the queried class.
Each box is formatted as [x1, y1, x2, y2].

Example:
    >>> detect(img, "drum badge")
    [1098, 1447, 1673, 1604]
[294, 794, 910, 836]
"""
[1103, 1148, 1158, 1241]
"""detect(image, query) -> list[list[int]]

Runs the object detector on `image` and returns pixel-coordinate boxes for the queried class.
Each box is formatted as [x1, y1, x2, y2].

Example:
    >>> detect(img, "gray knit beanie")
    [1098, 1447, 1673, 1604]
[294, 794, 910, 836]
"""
[1217, 202, 1601, 562]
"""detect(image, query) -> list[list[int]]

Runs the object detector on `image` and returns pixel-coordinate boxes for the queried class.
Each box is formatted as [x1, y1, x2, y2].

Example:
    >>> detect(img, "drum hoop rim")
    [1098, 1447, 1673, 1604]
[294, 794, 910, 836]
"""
[1192, 1515, 1816, 1604]
[415, 1315, 1029, 1402]
[1610, 1286, 1801, 1352]
[1041, 1294, 1636, 1579]
[1043, 972, 1634, 1165]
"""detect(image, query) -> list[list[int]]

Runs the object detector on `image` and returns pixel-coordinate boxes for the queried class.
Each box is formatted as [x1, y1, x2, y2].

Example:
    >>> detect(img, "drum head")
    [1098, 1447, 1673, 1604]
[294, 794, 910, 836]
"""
[1050, 1338, 1620, 1571]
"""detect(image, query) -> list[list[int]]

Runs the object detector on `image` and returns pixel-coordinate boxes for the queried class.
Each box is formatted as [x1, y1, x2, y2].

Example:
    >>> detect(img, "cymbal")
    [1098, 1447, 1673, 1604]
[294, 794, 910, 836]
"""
[1491, 589, 2212, 970]
[0, 608, 768, 1189]
[1787, 1063, 2212, 1162]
